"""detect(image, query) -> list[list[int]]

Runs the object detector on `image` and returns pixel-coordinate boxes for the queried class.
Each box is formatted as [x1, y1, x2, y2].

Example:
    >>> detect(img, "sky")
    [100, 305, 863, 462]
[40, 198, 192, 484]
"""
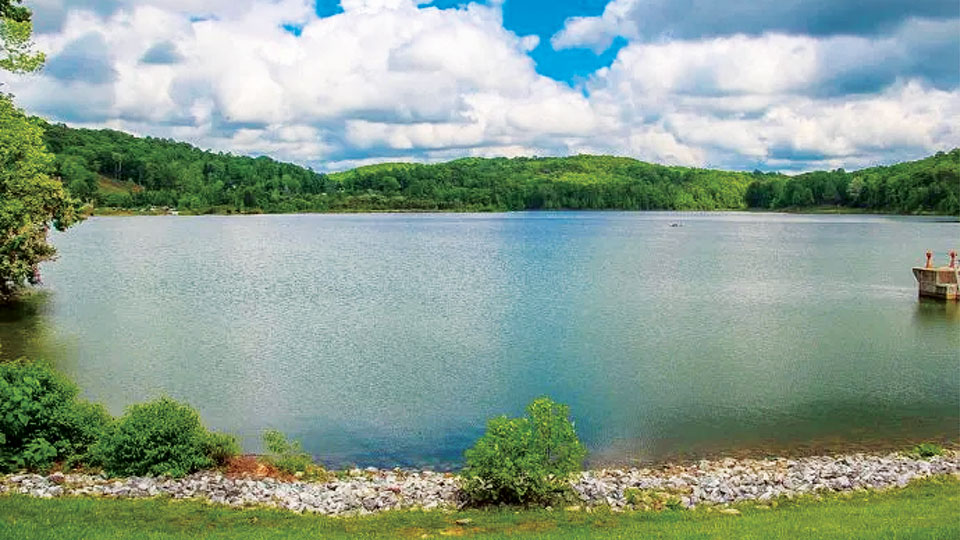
[3, 0, 959, 172]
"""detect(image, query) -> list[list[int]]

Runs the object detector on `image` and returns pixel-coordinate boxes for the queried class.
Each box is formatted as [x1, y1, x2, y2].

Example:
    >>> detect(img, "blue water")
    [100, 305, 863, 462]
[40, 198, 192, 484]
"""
[3, 212, 958, 468]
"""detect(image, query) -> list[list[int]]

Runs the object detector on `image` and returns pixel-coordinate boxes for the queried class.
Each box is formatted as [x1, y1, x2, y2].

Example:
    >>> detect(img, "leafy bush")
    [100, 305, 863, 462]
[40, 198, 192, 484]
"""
[909, 443, 945, 459]
[205, 431, 241, 466]
[461, 397, 587, 506]
[261, 429, 326, 480]
[0, 360, 111, 472]
[93, 397, 237, 477]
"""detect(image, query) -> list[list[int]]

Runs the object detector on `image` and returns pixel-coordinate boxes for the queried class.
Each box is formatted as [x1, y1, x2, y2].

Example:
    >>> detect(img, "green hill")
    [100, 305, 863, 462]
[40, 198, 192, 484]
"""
[37, 120, 959, 216]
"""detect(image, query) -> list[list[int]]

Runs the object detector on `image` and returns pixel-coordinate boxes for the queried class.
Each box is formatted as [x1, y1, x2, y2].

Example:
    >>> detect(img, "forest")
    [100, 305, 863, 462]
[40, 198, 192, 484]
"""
[39, 121, 960, 216]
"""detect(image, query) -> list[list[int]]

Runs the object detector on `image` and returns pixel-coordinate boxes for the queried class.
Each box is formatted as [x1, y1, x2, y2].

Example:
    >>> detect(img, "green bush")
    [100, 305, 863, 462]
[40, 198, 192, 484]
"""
[93, 397, 237, 477]
[910, 443, 945, 459]
[461, 397, 587, 506]
[205, 432, 241, 466]
[261, 429, 326, 480]
[0, 360, 111, 472]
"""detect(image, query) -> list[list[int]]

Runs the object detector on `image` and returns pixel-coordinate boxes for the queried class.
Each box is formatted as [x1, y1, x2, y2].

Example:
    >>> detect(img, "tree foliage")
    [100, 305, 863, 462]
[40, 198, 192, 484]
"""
[0, 0, 31, 22]
[462, 397, 587, 506]
[0, 360, 238, 476]
[0, 359, 111, 472]
[39, 123, 756, 213]
[39, 121, 959, 216]
[744, 150, 960, 215]
[92, 396, 238, 478]
[0, 96, 77, 301]
[0, 0, 43, 73]
[1, 1, 71, 303]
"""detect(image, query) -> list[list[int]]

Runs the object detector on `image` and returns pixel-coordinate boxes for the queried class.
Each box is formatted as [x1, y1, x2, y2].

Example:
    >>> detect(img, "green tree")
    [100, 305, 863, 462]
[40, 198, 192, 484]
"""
[791, 185, 815, 207]
[0, 96, 78, 301]
[0, 0, 43, 73]
[59, 155, 98, 201]
[0, 2, 76, 302]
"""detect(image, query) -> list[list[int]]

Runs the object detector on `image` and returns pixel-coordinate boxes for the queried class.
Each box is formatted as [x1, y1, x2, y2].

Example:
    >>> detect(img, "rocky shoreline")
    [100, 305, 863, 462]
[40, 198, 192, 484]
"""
[2, 451, 957, 516]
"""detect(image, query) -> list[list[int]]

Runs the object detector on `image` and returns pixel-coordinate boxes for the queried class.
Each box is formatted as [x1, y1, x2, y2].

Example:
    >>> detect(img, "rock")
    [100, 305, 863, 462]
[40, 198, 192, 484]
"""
[0, 450, 956, 516]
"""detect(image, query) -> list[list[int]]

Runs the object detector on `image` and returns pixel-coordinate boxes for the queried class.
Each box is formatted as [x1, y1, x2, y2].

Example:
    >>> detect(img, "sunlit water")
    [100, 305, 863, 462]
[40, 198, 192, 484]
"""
[2, 212, 958, 468]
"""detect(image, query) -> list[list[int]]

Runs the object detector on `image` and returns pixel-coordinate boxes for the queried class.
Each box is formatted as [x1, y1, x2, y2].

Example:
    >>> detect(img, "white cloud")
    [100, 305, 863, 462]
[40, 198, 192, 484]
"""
[551, 0, 633, 53]
[7, 0, 959, 172]
[551, 0, 960, 52]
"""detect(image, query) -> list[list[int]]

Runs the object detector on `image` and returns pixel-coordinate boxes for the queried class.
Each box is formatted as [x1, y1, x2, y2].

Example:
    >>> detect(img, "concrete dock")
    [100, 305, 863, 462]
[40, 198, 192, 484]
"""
[913, 250, 959, 301]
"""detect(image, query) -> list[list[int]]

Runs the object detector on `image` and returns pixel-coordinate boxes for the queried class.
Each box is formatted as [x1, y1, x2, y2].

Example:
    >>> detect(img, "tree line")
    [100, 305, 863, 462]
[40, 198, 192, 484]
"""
[39, 121, 958, 216]
[745, 151, 959, 215]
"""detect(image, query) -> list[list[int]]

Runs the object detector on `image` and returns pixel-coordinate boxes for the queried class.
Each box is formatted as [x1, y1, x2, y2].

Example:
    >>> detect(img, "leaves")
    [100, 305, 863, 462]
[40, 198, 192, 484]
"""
[0, 360, 107, 472]
[1, 96, 78, 302]
[462, 397, 586, 506]
[93, 397, 238, 478]
[0, 18, 43, 73]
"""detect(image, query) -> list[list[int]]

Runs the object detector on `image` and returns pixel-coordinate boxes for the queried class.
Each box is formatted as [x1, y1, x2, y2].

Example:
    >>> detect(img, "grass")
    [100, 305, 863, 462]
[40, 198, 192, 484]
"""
[97, 176, 143, 195]
[1, 476, 957, 539]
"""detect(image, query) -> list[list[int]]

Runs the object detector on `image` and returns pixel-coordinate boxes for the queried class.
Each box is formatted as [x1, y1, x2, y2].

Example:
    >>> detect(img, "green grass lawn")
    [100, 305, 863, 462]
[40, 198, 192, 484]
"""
[1, 476, 957, 539]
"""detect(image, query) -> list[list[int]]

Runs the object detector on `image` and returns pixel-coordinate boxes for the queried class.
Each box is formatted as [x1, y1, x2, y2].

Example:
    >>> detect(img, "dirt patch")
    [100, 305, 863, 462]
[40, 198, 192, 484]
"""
[509, 521, 557, 533]
[225, 455, 295, 481]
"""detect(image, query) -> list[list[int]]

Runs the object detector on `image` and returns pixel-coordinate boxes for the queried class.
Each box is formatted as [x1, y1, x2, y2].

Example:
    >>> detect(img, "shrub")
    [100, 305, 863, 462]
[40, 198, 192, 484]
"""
[909, 443, 945, 459]
[461, 397, 587, 506]
[93, 397, 237, 477]
[205, 431, 241, 467]
[0, 360, 111, 472]
[261, 429, 326, 480]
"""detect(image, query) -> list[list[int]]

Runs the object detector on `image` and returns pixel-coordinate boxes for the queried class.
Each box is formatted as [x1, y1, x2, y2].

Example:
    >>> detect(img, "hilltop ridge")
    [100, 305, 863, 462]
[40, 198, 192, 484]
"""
[38, 120, 959, 216]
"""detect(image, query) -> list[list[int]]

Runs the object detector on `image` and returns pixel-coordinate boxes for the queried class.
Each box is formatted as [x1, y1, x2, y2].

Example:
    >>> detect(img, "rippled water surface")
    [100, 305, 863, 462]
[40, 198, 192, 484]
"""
[2, 212, 958, 468]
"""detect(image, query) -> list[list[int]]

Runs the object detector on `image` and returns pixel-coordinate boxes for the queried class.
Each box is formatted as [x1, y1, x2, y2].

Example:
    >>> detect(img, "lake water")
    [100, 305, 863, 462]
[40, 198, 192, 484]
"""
[2, 212, 958, 468]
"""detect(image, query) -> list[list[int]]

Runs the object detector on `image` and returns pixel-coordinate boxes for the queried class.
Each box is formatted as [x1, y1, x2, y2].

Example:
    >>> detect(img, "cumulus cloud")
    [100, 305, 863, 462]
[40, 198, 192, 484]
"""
[587, 21, 959, 98]
[586, 27, 960, 169]
[7, 0, 959, 172]
[551, 0, 959, 52]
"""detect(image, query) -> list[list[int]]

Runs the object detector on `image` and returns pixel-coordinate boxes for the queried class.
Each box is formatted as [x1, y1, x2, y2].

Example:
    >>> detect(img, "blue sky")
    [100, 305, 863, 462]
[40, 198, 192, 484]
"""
[7, 0, 959, 172]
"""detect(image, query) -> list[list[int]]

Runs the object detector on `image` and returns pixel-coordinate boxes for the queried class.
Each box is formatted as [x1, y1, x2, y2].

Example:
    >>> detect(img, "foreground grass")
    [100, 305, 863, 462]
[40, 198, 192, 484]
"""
[1, 476, 957, 539]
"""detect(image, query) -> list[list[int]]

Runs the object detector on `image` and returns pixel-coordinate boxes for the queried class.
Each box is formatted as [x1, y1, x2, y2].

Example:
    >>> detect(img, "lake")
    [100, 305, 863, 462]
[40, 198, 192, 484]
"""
[2, 212, 958, 469]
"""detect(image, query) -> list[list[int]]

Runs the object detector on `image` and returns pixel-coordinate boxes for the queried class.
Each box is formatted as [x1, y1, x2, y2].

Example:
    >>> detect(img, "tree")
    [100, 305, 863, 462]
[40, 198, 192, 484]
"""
[0, 0, 31, 21]
[791, 185, 815, 207]
[0, 3, 76, 302]
[0, 96, 78, 300]
[0, 0, 43, 73]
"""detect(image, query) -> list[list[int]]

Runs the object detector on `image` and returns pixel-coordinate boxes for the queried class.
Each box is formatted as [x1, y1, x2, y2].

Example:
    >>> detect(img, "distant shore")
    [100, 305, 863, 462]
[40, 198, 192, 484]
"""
[89, 206, 960, 219]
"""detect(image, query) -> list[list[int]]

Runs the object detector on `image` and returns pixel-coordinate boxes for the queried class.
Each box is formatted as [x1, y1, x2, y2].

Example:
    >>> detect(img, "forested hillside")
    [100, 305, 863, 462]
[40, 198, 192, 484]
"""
[746, 150, 960, 215]
[38, 121, 959, 215]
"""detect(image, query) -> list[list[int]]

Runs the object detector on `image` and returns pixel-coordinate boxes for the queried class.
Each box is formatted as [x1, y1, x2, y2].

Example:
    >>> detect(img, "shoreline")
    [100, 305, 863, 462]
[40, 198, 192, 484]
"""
[3, 449, 957, 516]
[88, 206, 960, 219]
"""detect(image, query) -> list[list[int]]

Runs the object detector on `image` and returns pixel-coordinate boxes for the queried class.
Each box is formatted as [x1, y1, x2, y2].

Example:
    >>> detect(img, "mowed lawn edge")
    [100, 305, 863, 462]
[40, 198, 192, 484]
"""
[1, 475, 957, 540]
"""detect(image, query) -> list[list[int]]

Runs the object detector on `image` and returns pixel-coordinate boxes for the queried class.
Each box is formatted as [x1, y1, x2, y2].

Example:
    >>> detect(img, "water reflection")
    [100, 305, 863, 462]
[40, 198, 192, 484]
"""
[0, 292, 60, 362]
[914, 298, 960, 323]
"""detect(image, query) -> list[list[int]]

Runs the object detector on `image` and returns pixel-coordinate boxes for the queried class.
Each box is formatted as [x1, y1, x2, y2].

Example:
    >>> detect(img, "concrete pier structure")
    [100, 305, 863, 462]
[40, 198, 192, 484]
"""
[913, 250, 959, 301]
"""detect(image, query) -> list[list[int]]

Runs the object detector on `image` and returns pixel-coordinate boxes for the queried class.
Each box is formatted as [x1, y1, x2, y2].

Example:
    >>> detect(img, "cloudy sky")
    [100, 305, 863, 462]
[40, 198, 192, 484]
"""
[4, 0, 959, 172]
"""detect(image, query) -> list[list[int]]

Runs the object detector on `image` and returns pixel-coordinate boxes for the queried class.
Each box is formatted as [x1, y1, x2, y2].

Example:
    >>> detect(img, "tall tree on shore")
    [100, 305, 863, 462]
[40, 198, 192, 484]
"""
[0, 1, 76, 302]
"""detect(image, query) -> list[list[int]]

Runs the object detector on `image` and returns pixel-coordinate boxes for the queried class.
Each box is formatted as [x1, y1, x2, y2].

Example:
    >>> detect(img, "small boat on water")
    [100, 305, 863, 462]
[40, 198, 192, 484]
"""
[913, 250, 959, 301]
